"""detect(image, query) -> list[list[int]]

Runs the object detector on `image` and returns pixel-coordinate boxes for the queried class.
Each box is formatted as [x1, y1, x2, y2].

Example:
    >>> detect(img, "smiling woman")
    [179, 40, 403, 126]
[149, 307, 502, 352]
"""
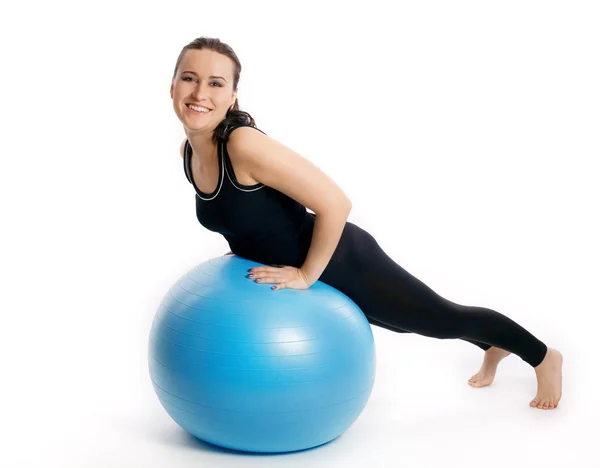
[166, 35, 563, 423]
[170, 37, 255, 147]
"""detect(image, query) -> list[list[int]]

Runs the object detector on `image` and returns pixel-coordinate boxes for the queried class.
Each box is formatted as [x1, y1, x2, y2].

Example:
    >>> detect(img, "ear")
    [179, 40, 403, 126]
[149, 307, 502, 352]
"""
[170, 82, 174, 99]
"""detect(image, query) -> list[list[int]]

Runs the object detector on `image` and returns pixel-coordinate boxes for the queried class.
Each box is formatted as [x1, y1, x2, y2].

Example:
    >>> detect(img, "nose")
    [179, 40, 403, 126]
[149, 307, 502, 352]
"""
[191, 81, 213, 100]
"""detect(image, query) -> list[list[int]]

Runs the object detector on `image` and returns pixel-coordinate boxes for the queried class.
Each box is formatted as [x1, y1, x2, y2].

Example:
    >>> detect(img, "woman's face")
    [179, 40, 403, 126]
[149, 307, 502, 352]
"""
[170, 49, 237, 132]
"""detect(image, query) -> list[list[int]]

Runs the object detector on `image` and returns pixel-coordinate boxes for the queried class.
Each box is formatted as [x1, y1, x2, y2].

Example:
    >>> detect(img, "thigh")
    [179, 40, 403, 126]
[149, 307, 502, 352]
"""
[320, 222, 458, 336]
[366, 315, 412, 333]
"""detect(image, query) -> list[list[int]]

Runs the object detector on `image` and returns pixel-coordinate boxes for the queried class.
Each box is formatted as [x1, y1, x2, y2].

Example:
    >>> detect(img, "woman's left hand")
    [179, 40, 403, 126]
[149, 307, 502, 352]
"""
[247, 265, 312, 290]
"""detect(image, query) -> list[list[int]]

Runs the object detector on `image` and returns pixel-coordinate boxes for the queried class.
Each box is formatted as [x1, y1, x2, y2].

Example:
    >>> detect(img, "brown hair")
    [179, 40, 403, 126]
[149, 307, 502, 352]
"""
[172, 36, 259, 144]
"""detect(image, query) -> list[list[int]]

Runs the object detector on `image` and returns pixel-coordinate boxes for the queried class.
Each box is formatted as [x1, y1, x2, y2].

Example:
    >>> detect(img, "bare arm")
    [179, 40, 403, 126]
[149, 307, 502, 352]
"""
[300, 205, 351, 283]
[227, 127, 352, 284]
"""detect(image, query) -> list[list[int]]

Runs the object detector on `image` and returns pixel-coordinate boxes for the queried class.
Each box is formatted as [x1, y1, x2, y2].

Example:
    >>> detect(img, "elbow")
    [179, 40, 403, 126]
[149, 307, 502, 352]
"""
[343, 199, 352, 213]
[325, 196, 352, 215]
[313, 192, 351, 216]
[336, 193, 352, 213]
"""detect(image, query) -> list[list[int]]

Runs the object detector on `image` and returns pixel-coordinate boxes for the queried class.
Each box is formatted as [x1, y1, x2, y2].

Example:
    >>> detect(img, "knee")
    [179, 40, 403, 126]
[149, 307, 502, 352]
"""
[418, 300, 469, 339]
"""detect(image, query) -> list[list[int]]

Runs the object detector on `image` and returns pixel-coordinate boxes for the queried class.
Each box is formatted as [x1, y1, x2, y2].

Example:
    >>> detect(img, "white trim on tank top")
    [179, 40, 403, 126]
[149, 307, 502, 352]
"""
[191, 141, 225, 201]
[190, 139, 265, 201]
[222, 139, 265, 193]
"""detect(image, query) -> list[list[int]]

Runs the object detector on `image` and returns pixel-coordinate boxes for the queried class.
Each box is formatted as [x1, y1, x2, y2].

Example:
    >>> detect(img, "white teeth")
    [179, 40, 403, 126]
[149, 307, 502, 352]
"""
[188, 104, 210, 113]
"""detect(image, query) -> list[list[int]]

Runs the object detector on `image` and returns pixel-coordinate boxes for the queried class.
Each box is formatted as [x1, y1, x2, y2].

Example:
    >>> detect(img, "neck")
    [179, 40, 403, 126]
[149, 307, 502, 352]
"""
[186, 131, 218, 165]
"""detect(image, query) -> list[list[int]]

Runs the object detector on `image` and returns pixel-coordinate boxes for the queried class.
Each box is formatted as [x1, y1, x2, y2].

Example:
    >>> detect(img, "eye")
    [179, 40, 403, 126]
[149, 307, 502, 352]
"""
[181, 76, 222, 87]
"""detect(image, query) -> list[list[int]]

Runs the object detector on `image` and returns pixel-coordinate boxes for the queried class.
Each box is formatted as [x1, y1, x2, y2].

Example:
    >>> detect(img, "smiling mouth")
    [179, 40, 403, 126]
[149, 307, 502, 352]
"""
[186, 104, 212, 114]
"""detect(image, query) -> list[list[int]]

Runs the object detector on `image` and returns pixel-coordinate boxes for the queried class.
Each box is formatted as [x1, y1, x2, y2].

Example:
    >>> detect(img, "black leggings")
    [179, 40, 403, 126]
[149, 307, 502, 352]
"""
[367, 316, 494, 351]
[318, 221, 548, 368]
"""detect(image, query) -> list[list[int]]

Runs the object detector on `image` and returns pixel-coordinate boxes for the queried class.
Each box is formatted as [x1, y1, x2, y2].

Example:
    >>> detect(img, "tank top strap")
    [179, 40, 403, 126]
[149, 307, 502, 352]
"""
[220, 124, 267, 192]
[222, 123, 267, 143]
[182, 139, 193, 184]
[182, 124, 267, 188]
[219, 123, 267, 171]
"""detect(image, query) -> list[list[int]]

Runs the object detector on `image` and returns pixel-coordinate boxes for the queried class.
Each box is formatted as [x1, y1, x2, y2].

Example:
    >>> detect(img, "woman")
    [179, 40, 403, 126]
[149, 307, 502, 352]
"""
[169, 36, 563, 410]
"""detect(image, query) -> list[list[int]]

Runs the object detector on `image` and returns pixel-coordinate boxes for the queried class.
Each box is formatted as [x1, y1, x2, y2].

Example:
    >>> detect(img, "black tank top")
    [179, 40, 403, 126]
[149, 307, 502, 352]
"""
[183, 124, 315, 267]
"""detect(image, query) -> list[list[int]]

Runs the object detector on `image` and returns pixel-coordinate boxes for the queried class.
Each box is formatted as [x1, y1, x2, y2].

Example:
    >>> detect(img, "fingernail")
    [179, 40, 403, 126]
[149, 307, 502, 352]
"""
[248, 274, 254, 277]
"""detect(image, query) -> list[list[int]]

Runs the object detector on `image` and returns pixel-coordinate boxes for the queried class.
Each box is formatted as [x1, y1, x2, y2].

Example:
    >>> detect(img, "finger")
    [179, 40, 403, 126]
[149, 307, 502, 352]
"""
[252, 270, 284, 280]
[260, 266, 283, 274]
[255, 276, 279, 284]
[272, 282, 287, 290]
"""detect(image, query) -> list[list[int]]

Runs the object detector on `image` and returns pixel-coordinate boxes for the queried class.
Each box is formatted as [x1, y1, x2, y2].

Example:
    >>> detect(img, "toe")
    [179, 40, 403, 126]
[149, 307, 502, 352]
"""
[541, 398, 550, 409]
[530, 398, 539, 408]
[534, 398, 544, 409]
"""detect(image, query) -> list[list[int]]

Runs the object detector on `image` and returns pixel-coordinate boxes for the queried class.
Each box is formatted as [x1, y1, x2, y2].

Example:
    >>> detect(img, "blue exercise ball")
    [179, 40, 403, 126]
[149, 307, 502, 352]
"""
[148, 255, 376, 453]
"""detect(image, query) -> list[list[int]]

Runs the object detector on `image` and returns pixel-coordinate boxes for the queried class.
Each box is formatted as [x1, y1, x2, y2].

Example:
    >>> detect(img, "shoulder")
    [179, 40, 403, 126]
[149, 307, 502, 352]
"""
[225, 125, 268, 163]
[226, 125, 266, 146]
[224, 125, 352, 214]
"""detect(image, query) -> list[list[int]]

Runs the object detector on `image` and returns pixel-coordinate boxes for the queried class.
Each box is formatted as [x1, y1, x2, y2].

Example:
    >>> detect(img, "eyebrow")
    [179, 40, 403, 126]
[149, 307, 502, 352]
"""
[181, 71, 227, 82]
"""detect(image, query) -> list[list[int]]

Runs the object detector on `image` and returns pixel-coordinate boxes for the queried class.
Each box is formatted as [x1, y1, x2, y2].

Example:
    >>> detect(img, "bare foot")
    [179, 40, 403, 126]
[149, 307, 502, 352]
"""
[468, 346, 511, 388]
[530, 347, 563, 410]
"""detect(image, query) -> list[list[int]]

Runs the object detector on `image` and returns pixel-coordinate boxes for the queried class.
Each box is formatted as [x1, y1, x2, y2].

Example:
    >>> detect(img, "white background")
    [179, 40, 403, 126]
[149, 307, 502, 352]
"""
[2, 1, 599, 467]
